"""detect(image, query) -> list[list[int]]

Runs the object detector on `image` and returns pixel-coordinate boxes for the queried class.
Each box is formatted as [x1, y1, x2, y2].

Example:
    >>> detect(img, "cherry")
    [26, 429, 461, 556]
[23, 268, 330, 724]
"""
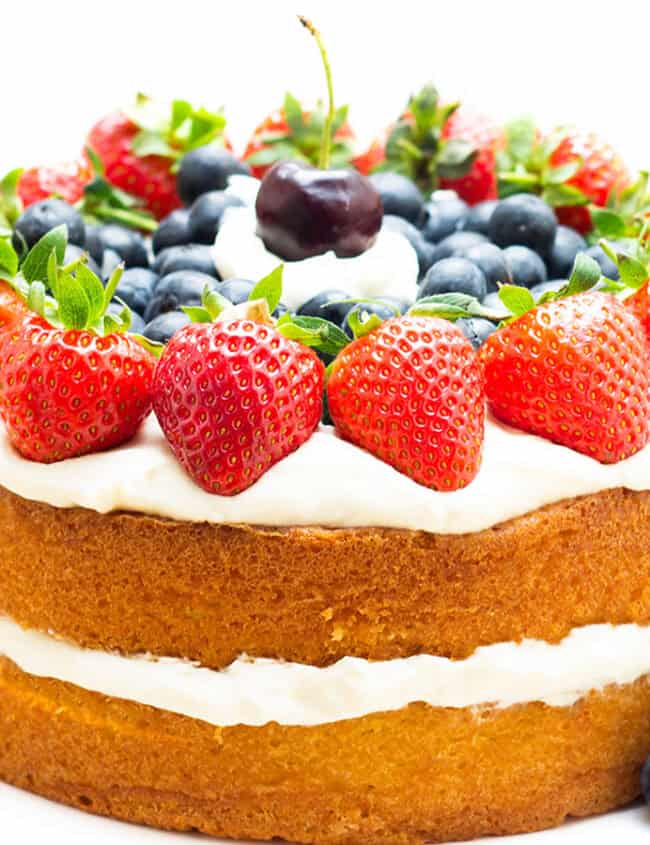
[255, 17, 383, 262]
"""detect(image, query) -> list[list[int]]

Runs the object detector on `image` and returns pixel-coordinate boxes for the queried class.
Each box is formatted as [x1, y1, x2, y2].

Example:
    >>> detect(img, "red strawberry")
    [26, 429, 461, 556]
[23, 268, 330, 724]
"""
[242, 93, 357, 179]
[17, 156, 92, 208]
[624, 280, 650, 343]
[327, 316, 485, 491]
[550, 131, 629, 233]
[87, 97, 229, 220]
[153, 318, 324, 495]
[0, 280, 27, 334]
[479, 293, 650, 463]
[439, 106, 501, 204]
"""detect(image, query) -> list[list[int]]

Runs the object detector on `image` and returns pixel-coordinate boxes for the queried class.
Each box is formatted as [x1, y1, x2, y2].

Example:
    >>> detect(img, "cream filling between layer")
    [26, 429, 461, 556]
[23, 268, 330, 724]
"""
[1, 415, 650, 534]
[1, 617, 649, 727]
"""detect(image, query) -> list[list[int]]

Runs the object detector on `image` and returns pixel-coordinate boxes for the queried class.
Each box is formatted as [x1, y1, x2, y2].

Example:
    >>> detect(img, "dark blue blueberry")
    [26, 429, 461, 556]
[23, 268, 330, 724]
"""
[530, 279, 567, 300]
[217, 278, 255, 305]
[13, 199, 85, 251]
[101, 249, 123, 281]
[431, 231, 489, 263]
[177, 147, 251, 206]
[382, 215, 435, 279]
[459, 243, 511, 293]
[86, 224, 149, 268]
[152, 209, 192, 254]
[144, 270, 219, 322]
[547, 225, 588, 279]
[503, 245, 548, 288]
[488, 194, 557, 255]
[457, 317, 497, 350]
[143, 311, 191, 344]
[641, 757, 650, 806]
[63, 244, 101, 278]
[106, 301, 145, 334]
[188, 191, 246, 244]
[152, 244, 219, 278]
[421, 196, 469, 243]
[369, 172, 424, 225]
[419, 257, 487, 300]
[459, 200, 498, 236]
[113, 268, 158, 316]
[343, 301, 397, 337]
[584, 244, 620, 281]
[297, 289, 355, 326]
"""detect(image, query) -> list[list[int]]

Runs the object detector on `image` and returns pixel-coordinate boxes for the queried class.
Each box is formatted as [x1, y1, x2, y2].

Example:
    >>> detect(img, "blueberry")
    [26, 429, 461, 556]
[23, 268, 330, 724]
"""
[382, 215, 435, 279]
[343, 301, 397, 337]
[482, 291, 510, 318]
[419, 257, 487, 300]
[144, 270, 219, 322]
[457, 317, 497, 350]
[177, 147, 251, 206]
[152, 244, 219, 278]
[503, 245, 548, 288]
[584, 244, 620, 280]
[458, 243, 511, 293]
[188, 191, 246, 244]
[217, 278, 255, 305]
[113, 268, 158, 316]
[641, 757, 650, 806]
[101, 249, 123, 281]
[152, 209, 192, 254]
[106, 301, 145, 334]
[460, 200, 498, 236]
[431, 231, 488, 263]
[369, 172, 424, 225]
[13, 199, 85, 251]
[530, 279, 567, 300]
[63, 244, 101, 278]
[86, 224, 149, 268]
[421, 196, 469, 243]
[547, 226, 588, 279]
[143, 311, 191, 345]
[297, 289, 355, 325]
[488, 194, 557, 255]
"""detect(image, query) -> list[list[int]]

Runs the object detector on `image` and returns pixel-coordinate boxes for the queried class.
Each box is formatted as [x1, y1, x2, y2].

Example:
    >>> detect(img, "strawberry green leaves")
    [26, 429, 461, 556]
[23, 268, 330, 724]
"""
[0, 238, 18, 279]
[590, 172, 650, 242]
[0, 169, 23, 238]
[410, 292, 502, 322]
[21, 225, 67, 284]
[249, 264, 283, 314]
[80, 149, 158, 232]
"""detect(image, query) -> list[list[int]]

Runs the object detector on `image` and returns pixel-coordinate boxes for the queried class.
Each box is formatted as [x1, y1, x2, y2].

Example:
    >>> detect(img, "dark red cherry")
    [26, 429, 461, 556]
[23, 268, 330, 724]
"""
[255, 160, 383, 262]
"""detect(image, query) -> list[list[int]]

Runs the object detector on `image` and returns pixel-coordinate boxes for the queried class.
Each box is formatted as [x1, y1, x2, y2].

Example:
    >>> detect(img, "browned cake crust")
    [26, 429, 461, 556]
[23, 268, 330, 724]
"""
[1, 485, 650, 667]
[1, 656, 648, 845]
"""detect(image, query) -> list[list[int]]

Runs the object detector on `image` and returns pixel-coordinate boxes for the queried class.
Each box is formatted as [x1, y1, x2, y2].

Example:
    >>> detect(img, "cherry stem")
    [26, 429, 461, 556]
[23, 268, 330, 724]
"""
[299, 16, 334, 170]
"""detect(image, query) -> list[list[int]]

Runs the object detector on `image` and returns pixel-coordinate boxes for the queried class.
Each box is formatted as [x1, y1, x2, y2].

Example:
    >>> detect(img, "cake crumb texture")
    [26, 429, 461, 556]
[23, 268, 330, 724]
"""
[0, 657, 649, 844]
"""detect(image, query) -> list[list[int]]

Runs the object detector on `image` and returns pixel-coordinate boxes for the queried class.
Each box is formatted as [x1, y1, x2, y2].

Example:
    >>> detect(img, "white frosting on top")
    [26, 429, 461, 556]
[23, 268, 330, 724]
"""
[1, 416, 649, 534]
[213, 205, 419, 311]
[1, 616, 649, 726]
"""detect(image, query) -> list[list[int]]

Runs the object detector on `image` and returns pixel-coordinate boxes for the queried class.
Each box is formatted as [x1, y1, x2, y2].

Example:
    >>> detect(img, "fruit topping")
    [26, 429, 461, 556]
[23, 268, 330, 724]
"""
[13, 199, 86, 251]
[177, 147, 251, 206]
[255, 18, 383, 262]
[487, 193, 557, 254]
[152, 209, 192, 254]
[327, 316, 485, 491]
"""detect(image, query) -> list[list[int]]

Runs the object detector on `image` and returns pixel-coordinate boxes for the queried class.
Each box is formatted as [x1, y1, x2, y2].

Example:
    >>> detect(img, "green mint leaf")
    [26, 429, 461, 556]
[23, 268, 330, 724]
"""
[76, 263, 106, 325]
[564, 252, 603, 295]
[0, 238, 18, 278]
[21, 225, 68, 284]
[498, 284, 535, 317]
[249, 264, 283, 313]
[57, 272, 90, 329]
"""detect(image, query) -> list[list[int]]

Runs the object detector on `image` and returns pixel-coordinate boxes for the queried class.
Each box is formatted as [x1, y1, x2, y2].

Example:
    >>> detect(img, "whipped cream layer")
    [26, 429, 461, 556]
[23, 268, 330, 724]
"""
[214, 205, 419, 311]
[2, 616, 649, 726]
[1, 416, 649, 534]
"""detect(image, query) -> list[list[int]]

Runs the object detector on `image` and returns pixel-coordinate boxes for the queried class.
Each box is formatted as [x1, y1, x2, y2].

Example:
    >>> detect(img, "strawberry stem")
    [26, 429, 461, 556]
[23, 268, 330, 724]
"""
[298, 16, 334, 170]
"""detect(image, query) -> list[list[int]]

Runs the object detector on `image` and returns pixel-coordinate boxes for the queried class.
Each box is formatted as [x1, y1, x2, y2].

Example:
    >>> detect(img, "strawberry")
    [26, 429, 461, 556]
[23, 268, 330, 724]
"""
[242, 93, 357, 179]
[87, 96, 229, 219]
[153, 312, 325, 495]
[497, 121, 629, 234]
[625, 281, 650, 341]
[367, 85, 499, 203]
[327, 316, 485, 491]
[0, 279, 27, 334]
[479, 293, 650, 463]
[17, 156, 92, 208]
[439, 106, 501, 204]
[0, 229, 155, 462]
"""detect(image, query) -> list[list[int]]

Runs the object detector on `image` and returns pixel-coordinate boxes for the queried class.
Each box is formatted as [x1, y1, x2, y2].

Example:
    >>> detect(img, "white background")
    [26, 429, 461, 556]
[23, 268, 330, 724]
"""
[2, 0, 650, 842]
